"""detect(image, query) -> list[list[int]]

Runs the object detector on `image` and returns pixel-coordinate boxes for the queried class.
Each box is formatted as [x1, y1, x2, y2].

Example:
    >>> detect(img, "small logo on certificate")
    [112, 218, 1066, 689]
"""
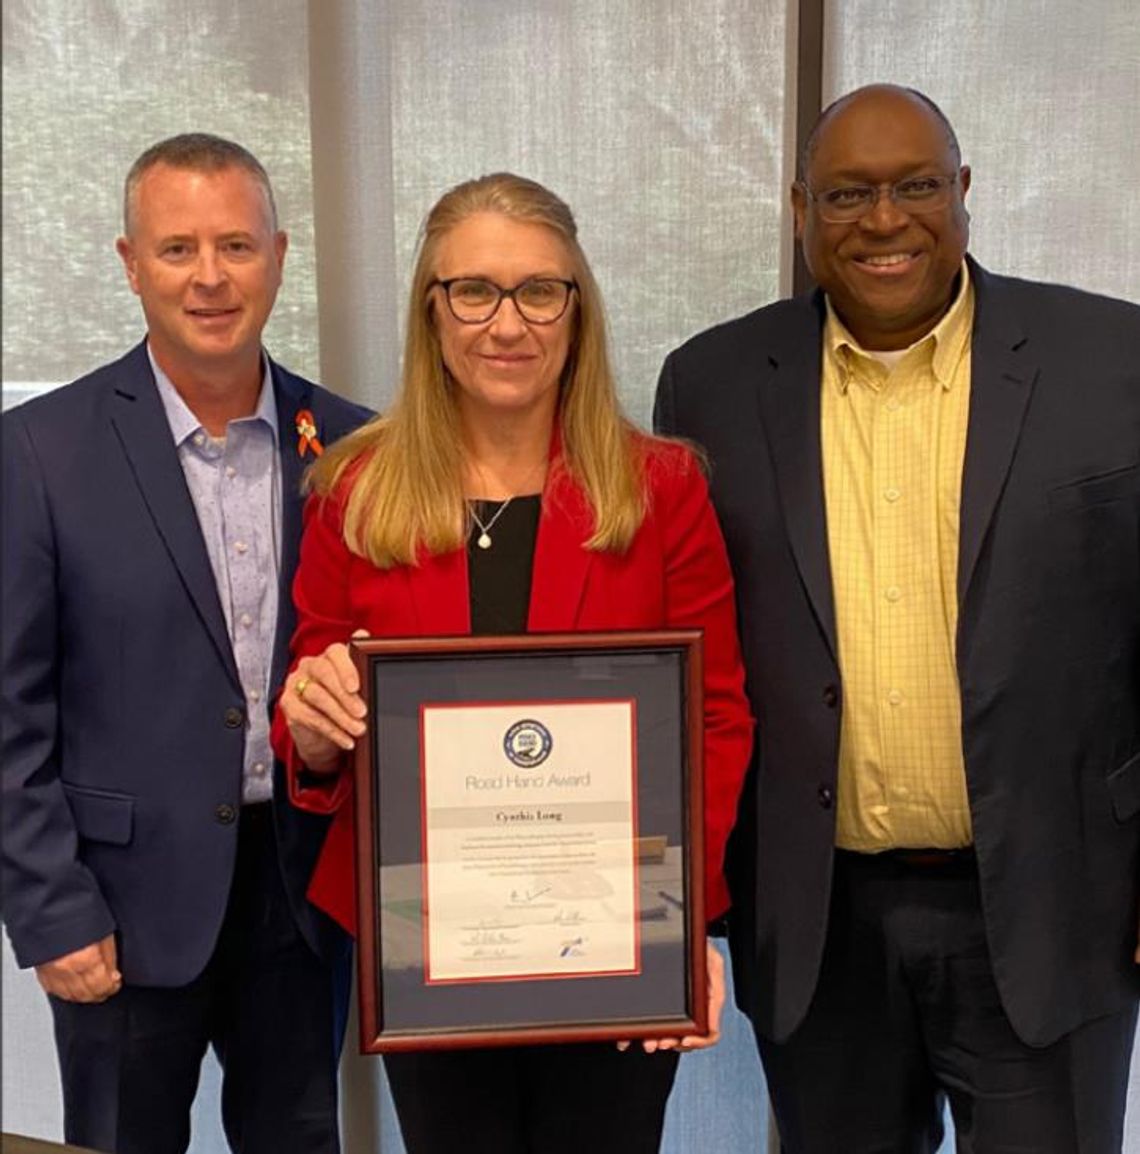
[503, 719, 553, 768]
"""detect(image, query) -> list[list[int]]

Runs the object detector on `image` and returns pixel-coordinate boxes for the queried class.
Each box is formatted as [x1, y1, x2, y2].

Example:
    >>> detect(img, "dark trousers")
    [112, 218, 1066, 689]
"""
[50, 804, 344, 1154]
[384, 1041, 680, 1154]
[758, 850, 1138, 1154]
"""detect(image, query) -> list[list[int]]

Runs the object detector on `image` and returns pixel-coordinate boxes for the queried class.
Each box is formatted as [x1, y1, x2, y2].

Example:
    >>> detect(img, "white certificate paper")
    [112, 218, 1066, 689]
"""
[420, 699, 638, 983]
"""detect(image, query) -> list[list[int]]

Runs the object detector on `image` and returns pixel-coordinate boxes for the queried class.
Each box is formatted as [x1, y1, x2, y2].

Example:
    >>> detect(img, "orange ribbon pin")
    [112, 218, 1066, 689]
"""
[295, 409, 323, 457]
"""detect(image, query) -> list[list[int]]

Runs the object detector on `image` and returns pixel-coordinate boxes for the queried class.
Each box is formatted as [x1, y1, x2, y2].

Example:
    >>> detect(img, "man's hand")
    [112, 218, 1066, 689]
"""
[35, 934, 121, 1003]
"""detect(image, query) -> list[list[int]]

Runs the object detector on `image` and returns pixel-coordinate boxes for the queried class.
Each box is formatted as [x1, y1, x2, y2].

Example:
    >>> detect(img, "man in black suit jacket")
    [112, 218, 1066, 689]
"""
[655, 85, 1140, 1152]
[1, 135, 370, 1153]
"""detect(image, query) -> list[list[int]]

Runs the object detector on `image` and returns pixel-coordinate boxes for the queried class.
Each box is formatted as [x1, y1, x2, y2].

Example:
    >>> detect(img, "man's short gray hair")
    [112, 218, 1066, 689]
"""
[123, 132, 278, 234]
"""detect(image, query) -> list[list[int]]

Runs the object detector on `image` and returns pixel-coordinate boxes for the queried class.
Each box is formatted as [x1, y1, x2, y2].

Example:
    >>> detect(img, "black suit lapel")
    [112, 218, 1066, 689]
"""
[958, 262, 1037, 607]
[755, 294, 838, 660]
[109, 345, 241, 689]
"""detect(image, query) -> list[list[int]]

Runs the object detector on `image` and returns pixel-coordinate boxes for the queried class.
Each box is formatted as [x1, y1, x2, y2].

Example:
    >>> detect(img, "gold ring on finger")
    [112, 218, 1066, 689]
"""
[295, 676, 311, 700]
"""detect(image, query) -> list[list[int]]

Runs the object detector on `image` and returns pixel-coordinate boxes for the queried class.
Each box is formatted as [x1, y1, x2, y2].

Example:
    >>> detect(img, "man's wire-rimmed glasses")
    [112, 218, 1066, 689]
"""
[800, 173, 961, 224]
[432, 277, 577, 325]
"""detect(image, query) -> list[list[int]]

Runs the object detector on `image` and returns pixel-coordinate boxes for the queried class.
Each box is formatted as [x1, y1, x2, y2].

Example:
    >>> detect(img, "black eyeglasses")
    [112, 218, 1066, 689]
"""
[800, 173, 960, 223]
[431, 277, 577, 325]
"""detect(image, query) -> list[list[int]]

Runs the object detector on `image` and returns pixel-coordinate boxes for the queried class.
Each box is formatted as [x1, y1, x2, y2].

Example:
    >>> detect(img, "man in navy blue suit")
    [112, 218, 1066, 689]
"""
[2, 134, 369, 1153]
[656, 86, 1140, 1152]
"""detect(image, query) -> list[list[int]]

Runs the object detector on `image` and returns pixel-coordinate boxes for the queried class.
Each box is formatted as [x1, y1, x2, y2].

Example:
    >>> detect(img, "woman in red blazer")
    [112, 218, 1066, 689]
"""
[272, 172, 752, 1154]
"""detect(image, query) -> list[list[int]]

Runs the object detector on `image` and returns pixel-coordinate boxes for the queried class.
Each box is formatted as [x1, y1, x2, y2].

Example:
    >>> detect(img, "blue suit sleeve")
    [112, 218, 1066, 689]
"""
[1, 410, 116, 967]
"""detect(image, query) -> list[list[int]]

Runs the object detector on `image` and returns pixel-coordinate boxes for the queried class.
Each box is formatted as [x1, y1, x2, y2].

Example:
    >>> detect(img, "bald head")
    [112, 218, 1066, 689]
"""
[800, 84, 961, 181]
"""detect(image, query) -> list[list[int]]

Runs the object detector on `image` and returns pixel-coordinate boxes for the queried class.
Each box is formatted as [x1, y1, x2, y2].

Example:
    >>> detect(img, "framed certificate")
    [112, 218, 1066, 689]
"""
[351, 630, 706, 1052]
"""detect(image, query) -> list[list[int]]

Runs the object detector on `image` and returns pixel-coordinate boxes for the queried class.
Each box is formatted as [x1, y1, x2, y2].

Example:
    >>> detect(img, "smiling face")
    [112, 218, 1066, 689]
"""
[116, 162, 287, 388]
[794, 87, 971, 350]
[430, 212, 576, 434]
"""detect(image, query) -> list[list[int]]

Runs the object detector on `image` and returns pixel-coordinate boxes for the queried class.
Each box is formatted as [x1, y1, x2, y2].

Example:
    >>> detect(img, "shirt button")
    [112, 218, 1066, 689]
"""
[193, 432, 206, 446]
[886, 398, 900, 412]
[884, 487, 900, 503]
[215, 803, 236, 825]
[225, 465, 237, 479]
[224, 707, 245, 729]
[240, 613, 253, 628]
[817, 785, 834, 810]
[252, 762, 267, 777]
[248, 688, 262, 703]
[887, 689, 904, 706]
[885, 586, 902, 602]
[234, 541, 248, 555]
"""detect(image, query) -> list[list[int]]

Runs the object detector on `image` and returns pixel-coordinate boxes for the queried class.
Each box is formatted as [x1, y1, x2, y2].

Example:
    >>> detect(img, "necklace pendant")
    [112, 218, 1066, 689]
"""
[477, 532, 492, 550]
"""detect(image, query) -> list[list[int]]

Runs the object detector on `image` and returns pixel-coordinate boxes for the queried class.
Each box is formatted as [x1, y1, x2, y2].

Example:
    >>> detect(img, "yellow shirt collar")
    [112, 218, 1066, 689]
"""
[824, 261, 975, 393]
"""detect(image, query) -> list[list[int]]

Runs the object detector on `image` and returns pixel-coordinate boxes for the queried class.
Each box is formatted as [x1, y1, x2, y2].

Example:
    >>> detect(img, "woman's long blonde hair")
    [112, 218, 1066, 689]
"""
[309, 172, 646, 568]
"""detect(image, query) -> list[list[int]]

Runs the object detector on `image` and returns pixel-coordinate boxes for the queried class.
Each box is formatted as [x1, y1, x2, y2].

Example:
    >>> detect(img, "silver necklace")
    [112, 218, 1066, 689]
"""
[466, 456, 546, 549]
[469, 498, 513, 550]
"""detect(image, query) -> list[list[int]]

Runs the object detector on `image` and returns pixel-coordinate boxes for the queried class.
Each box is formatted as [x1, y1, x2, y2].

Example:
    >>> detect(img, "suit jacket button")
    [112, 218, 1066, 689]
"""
[215, 803, 236, 825]
[224, 707, 245, 729]
[822, 684, 839, 708]
[818, 785, 834, 809]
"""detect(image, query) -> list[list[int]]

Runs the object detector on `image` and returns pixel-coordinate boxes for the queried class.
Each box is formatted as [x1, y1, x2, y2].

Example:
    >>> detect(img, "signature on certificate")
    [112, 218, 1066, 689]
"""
[461, 928, 520, 947]
[510, 885, 552, 903]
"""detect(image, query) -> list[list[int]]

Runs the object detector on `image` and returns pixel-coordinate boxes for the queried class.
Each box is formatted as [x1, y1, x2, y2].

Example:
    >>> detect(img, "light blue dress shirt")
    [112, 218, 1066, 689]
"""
[150, 348, 280, 804]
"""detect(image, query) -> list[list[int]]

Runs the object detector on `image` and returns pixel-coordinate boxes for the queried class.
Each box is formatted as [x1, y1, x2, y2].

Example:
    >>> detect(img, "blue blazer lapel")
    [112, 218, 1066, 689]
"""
[108, 344, 241, 689]
[957, 260, 1037, 608]
[272, 363, 311, 689]
[755, 293, 838, 661]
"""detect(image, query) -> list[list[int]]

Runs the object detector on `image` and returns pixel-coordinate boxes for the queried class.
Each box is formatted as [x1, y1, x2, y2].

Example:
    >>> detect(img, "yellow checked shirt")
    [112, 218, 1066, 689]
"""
[821, 264, 975, 851]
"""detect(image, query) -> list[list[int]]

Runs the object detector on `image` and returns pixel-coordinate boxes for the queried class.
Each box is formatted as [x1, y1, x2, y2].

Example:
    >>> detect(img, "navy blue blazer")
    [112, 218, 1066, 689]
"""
[1, 342, 371, 985]
[655, 258, 1140, 1046]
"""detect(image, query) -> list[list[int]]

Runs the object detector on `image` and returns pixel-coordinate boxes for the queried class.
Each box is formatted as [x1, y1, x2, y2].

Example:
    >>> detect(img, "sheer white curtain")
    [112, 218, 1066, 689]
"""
[822, 0, 1140, 305]
[0, 0, 322, 411]
[2, 1, 790, 1149]
[309, 0, 792, 422]
[10, 1, 1135, 1150]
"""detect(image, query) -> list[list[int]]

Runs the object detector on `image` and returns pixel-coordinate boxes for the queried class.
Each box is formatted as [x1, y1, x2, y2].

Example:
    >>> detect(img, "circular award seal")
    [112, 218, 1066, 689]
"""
[503, 719, 553, 768]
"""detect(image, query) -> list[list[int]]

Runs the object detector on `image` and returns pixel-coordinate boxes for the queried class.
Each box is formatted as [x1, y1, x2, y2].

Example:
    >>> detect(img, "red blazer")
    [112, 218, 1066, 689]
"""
[272, 437, 753, 934]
